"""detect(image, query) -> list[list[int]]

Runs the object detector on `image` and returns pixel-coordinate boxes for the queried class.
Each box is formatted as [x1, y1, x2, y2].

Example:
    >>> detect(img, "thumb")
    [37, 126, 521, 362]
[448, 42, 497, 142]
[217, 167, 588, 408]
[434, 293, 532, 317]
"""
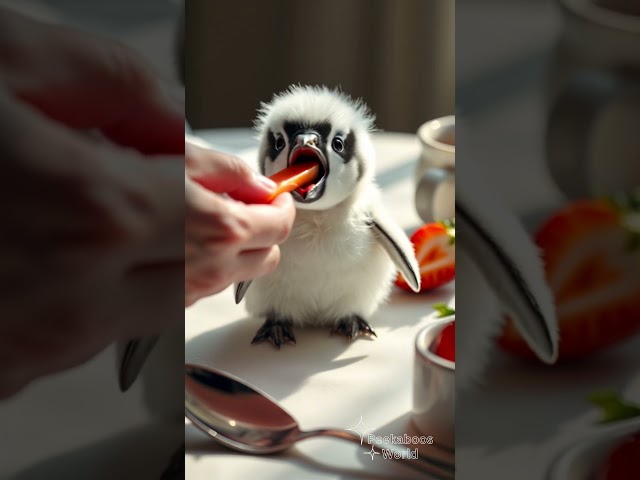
[186, 142, 276, 204]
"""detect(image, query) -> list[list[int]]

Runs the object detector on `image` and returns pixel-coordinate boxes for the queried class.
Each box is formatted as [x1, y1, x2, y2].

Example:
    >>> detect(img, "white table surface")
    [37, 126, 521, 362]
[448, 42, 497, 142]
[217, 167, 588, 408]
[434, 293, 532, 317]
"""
[185, 129, 455, 480]
[187, 104, 640, 480]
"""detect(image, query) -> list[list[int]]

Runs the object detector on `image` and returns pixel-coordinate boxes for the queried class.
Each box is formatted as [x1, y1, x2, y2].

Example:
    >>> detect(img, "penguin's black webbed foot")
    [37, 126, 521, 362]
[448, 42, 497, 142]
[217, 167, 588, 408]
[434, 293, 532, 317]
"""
[330, 315, 377, 341]
[251, 316, 296, 349]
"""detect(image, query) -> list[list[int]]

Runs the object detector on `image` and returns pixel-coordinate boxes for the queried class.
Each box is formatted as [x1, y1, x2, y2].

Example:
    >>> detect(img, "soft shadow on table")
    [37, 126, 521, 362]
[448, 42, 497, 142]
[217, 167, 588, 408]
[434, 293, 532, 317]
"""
[457, 342, 640, 452]
[186, 288, 453, 402]
[11, 422, 183, 480]
[186, 315, 369, 400]
[186, 423, 416, 480]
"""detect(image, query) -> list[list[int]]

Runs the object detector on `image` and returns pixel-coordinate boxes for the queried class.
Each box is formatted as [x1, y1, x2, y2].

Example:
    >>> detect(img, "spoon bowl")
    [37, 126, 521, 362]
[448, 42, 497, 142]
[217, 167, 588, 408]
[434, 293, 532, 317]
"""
[185, 364, 303, 454]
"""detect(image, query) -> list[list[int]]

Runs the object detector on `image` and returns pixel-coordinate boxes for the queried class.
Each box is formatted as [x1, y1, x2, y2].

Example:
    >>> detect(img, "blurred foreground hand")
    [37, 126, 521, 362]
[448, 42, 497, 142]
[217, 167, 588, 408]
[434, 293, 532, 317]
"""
[0, 7, 184, 398]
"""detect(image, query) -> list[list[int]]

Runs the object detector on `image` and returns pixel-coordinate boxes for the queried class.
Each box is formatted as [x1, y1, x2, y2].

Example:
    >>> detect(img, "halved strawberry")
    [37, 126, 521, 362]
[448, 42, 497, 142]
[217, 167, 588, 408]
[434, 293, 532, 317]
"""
[499, 198, 640, 360]
[395, 221, 455, 292]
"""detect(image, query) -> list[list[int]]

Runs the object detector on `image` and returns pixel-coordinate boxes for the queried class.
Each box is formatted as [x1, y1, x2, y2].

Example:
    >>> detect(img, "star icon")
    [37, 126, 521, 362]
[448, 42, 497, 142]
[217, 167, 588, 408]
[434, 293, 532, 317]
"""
[345, 416, 372, 445]
[364, 445, 379, 460]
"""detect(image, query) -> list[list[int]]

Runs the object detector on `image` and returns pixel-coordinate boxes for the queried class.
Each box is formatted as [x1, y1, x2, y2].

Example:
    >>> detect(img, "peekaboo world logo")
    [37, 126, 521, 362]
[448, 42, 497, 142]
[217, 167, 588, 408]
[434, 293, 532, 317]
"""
[345, 416, 434, 461]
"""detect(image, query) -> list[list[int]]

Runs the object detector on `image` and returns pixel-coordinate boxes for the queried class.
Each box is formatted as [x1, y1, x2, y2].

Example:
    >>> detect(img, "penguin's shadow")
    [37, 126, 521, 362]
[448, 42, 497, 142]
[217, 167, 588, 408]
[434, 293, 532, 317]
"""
[185, 316, 369, 400]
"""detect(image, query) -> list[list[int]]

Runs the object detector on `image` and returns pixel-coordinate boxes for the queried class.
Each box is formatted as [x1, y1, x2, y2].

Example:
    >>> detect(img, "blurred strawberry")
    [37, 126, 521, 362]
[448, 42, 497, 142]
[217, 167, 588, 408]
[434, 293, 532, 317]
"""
[600, 433, 640, 480]
[590, 391, 640, 480]
[395, 220, 455, 292]
[499, 198, 640, 359]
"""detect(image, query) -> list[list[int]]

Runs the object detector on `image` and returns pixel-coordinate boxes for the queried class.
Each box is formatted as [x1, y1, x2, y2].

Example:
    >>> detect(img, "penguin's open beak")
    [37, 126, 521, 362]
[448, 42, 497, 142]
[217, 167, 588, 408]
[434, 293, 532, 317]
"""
[288, 133, 328, 203]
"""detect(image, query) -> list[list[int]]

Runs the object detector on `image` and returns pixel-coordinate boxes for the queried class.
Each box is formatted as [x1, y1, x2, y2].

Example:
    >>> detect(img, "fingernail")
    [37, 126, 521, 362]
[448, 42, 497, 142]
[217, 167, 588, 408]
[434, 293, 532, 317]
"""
[254, 174, 276, 190]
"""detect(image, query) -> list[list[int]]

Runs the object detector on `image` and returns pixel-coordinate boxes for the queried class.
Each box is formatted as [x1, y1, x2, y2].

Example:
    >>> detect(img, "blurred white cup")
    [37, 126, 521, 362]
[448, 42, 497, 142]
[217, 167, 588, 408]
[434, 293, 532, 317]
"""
[415, 115, 455, 223]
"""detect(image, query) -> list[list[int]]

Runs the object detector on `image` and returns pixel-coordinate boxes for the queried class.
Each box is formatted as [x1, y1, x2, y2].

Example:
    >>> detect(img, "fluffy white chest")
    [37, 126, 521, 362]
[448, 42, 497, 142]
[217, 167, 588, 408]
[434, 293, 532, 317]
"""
[245, 208, 395, 326]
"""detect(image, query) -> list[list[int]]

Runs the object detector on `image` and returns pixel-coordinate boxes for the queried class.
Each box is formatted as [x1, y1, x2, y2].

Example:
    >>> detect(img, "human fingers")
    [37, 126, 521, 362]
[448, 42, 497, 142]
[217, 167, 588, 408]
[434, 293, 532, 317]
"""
[185, 174, 294, 251]
[0, 8, 183, 154]
[115, 156, 185, 265]
[186, 142, 276, 203]
[224, 192, 296, 250]
[0, 89, 155, 245]
[185, 245, 281, 307]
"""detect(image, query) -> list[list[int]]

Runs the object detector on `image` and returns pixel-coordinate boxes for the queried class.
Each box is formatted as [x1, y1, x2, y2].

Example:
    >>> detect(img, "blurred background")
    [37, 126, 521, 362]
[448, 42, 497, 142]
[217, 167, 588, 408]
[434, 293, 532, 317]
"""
[456, 1, 640, 479]
[184, 0, 454, 133]
[0, 1, 184, 478]
[0, 0, 181, 84]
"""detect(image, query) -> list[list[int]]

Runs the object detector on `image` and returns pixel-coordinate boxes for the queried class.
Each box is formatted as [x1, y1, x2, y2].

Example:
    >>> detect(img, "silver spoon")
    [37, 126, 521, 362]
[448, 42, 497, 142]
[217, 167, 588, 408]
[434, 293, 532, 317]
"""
[185, 364, 454, 479]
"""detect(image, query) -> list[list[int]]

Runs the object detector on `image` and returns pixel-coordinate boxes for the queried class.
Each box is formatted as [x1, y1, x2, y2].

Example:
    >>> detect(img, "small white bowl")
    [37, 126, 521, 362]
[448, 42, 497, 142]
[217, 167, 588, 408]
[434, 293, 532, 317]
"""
[412, 317, 455, 449]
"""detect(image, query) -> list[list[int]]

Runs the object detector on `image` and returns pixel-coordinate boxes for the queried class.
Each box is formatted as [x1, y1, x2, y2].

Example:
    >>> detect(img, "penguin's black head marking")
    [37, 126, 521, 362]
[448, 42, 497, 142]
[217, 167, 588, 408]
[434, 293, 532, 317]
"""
[281, 122, 359, 165]
[333, 130, 363, 181]
[332, 131, 355, 162]
[255, 86, 376, 209]
[266, 131, 284, 163]
[283, 121, 332, 150]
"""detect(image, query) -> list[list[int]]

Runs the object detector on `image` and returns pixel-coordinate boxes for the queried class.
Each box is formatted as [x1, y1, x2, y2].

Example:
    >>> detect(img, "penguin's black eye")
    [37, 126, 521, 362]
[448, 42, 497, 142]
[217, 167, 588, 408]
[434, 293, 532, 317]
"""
[332, 136, 344, 153]
[274, 135, 286, 152]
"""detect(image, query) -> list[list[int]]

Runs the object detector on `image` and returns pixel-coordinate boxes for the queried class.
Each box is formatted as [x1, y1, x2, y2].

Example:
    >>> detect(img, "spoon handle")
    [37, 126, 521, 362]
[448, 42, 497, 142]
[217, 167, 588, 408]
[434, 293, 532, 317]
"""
[302, 429, 454, 479]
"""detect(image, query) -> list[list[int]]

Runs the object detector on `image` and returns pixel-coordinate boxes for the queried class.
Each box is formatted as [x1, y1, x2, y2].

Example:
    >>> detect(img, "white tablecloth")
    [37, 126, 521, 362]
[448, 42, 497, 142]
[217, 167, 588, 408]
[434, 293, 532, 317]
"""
[185, 129, 455, 479]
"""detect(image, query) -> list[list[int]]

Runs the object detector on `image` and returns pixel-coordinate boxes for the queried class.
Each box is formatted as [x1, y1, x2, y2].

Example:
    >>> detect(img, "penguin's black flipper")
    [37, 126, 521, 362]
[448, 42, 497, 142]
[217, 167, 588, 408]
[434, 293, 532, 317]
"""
[367, 212, 421, 293]
[118, 336, 158, 392]
[456, 171, 558, 364]
[235, 280, 252, 304]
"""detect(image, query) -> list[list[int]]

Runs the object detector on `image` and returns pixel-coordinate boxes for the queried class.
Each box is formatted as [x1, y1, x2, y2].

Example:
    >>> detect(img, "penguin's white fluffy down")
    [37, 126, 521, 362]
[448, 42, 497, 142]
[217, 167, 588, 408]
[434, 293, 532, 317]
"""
[254, 85, 376, 137]
[242, 85, 420, 333]
[245, 185, 397, 326]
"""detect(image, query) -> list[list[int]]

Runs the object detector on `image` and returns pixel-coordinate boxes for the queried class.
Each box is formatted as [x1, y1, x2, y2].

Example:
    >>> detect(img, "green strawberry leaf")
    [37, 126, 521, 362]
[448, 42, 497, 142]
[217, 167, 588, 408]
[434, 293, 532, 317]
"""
[433, 303, 455, 317]
[606, 190, 640, 252]
[589, 390, 640, 424]
[438, 218, 455, 245]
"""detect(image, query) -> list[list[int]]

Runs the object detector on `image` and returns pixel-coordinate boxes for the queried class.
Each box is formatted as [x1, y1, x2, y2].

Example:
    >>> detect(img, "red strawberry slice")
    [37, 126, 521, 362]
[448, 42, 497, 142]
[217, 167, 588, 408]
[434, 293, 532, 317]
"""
[432, 322, 455, 362]
[499, 199, 640, 360]
[395, 221, 455, 292]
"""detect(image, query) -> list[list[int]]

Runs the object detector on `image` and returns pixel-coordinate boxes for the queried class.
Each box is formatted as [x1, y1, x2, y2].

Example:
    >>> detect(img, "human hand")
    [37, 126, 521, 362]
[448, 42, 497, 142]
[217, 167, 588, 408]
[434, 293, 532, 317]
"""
[0, 7, 183, 154]
[0, 8, 184, 398]
[185, 141, 296, 307]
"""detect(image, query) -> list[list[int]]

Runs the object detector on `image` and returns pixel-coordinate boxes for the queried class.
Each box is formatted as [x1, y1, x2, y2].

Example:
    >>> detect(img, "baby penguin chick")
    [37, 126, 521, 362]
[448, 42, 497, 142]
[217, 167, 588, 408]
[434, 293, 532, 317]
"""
[235, 85, 420, 348]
